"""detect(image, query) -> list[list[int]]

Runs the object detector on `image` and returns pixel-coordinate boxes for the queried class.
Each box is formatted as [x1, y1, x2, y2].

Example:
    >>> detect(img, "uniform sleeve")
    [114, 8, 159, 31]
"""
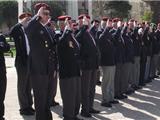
[0, 35, 10, 52]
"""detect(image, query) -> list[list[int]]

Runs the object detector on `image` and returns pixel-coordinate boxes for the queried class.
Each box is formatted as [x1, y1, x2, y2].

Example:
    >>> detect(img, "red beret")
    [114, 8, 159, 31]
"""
[58, 15, 71, 21]
[78, 14, 90, 20]
[19, 12, 32, 20]
[101, 17, 108, 21]
[34, 3, 50, 11]
[112, 18, 120, 22]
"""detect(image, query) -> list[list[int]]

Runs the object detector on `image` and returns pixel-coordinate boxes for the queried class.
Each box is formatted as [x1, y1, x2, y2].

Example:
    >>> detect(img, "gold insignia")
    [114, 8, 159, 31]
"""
[69, 41, 74, 48]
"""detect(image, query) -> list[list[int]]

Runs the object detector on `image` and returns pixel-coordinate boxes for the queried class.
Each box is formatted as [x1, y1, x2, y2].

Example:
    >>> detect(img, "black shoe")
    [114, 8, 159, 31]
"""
[0, 117, 5, 120]
[115, 95, 127, 100]
[75, 117, 84, 120]
[154, 75, 159, 78]
[101, 102, 112, 107]
[121, 94, 128, 99]
[89, 108, 100, 114]
[109, 100, 119, 104]
[139, 83, 146, 86]
[134, 86, 142, 90]
[51, 101, 59, 107]
[28, 107, 35, 113]
[20, 108, 35, 115]
[81, 112, 92, 118]
[125, 90, 134, 95]
[96, 81, 101, 86]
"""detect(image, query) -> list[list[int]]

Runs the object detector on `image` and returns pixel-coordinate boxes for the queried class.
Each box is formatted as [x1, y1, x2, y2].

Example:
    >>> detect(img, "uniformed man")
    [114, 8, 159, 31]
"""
[0, 34, 10, 120]
[155, 23, 160, 75]
[143, 22, 152, 83]
[76, 14, 100, 118]
[90, 19, 102, 86]
[57, 15, 83, 120]
[98, 18, 119, 107]
[26, 3, 53, 120]
[149, 23, 159, 80]
[110, 20, 127, 99]
[10, 12, 34, 115]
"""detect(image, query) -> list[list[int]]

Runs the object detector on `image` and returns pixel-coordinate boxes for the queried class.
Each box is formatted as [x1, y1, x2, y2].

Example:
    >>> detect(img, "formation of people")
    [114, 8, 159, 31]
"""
[0, 2, 160, 120]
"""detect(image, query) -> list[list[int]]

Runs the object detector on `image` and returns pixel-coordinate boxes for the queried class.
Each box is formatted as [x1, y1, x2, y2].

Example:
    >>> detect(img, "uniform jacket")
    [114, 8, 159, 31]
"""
[0, 35, 10, 73]
[58, 29, 80, 79]
[98, 27, 116, 66]
[111, 27, 126, 64]
[26, 16, 54, 75]
[122, 26, 135, 63]
[10, 23, 28, 67]
[75, 25, 99, 70]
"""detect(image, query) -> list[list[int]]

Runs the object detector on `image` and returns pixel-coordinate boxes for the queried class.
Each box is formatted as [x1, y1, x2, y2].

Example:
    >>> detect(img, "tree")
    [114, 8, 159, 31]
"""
[141, 10, 153, 22]
[105, 1, 132, 18]
[0, 1, 18, 30]
[143, 1, 160, 23]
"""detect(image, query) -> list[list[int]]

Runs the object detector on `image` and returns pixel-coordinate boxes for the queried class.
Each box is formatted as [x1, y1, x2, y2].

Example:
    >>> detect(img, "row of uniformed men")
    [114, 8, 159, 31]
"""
[1, 2, 160, 120]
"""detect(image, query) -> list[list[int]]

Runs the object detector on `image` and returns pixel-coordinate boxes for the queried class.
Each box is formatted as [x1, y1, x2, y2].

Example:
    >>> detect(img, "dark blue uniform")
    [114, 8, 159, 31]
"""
[0, 35, 10, 120]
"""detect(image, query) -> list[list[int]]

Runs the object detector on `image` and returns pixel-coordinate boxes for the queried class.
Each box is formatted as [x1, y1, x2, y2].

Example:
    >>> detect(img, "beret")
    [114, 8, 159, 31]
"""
[78, 14, 90, 20]
[19, 12, 32, 20]
[58, 15, 72, 21]
[34, 3, 51, 11]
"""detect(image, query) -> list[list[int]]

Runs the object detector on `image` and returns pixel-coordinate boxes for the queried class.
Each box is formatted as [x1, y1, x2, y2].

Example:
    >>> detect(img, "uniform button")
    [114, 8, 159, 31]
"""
[45, 44, 48, 47]
[45, 41, 48, 43]
[49, 49, 51, 51]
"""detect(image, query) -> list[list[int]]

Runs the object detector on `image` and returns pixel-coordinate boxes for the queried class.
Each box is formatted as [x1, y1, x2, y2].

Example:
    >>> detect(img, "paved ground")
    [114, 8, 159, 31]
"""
[4, 57, 160, 120]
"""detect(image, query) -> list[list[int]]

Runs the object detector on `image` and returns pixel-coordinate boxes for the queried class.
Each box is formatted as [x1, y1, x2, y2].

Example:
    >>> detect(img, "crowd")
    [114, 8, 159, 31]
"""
[0, 2, 160, 120]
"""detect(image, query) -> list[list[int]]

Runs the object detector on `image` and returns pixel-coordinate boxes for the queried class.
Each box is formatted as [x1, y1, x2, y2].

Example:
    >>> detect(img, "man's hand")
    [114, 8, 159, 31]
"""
[37, 6, 44, 18]
[83, 16, 89, 26]
[64, 18, 71, 30]
[117, 21, 122, 28]
[106, 19, 112, 28]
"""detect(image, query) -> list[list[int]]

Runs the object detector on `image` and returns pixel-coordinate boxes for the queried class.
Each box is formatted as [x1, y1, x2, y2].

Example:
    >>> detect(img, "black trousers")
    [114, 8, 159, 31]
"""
[49, 70, 58, 105]
[81, 69, 97, 113]
[31, 75, 52, 120]
[139, 60, 146, 85]
[60, 77, 81, 120]
[16, 63, 33, 110]
[0, 71, 7, 119]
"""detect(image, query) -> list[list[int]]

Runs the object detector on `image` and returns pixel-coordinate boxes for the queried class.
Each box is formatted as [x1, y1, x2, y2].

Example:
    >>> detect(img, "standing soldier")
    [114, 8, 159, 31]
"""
[26, 3, 53, 120]
[155, 23, 160, 75]
[90, 19, 101, 86]
[0, 34, 10, 120]
[143, 22, 152, 83]
[149, 23, 159, 80]
[76, 15, 100, 118]
[46, 19, 59, 107]
[10, 12, 34, 115]
[57, 16, 82, 120]
[98, 18, 119, 107]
